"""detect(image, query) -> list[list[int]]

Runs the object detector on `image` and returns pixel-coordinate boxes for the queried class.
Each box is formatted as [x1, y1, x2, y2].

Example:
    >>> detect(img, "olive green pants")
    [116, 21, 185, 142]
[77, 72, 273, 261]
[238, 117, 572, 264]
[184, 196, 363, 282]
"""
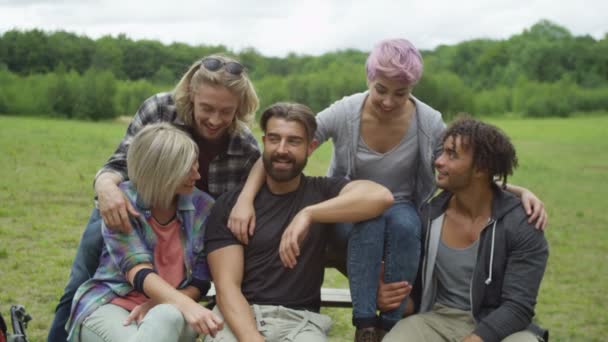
[383, 303, 539, 342]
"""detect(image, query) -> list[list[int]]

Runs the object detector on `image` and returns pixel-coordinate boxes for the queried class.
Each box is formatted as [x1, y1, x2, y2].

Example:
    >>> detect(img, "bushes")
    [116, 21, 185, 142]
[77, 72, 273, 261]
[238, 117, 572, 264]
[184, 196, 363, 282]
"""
[0, 69, 165, 120]
[73, 69, 117, 120]
[0, 67, 607, 120]
[512, 78, 578, 117]
[474, 86, 512, 116]
[472, 79, 608, 117]
[114, 80, 165, 117]
[47, 68, 80, 118]
[414, 71, 474, 119]
[0, 70, 54, 116]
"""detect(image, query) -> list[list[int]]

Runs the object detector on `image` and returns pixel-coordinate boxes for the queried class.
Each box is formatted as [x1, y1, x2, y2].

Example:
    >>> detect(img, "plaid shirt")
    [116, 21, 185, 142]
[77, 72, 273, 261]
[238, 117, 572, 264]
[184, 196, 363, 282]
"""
[96, 92, 260, 198]
[67, 181, 215, 341]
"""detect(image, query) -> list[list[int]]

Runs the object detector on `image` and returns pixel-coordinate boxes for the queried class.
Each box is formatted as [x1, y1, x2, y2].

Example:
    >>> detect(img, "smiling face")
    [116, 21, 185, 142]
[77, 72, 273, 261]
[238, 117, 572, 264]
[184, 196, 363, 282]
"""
[191, 83, 239, 141]
[367, 75, 412, 117]
[174, 160, 201, 195]
[262, 117, 315, 183]
[434, 135, 476, 192]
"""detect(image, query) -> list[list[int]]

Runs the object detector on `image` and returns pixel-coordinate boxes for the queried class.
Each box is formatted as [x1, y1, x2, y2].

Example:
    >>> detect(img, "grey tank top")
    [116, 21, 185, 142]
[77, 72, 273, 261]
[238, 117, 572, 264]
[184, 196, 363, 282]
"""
[355, 112, 418, 203]
[434, 214, 479, 311]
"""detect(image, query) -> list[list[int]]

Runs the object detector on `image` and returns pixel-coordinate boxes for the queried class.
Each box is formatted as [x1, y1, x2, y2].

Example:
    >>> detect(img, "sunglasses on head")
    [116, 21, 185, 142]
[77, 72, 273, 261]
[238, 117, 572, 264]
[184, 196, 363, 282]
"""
[200, 57, 245, 75]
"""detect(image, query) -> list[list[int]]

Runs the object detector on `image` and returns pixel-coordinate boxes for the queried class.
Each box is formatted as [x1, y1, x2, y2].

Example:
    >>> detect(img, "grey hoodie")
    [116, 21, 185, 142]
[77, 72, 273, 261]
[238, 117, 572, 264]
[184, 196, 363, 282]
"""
[413, 185, 549, 342]
[315, 91, 445, 209]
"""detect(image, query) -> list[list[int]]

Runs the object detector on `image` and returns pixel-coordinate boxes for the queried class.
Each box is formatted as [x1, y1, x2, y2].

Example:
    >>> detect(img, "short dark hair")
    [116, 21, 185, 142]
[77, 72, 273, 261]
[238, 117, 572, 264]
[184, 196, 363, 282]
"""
[259, 102, 317, 141]
[443, 115, 518, 186]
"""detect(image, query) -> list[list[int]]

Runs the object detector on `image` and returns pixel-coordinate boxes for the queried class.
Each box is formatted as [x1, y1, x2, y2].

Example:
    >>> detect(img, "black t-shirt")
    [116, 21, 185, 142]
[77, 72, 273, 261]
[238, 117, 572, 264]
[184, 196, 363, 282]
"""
[195, 134, 229, 195]
[205, 175, 349, 312]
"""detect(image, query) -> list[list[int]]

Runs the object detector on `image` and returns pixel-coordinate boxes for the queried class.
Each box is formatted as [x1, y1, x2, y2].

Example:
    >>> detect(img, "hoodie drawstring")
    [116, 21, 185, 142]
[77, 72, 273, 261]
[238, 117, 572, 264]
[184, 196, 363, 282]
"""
[485, 221, 497, 285]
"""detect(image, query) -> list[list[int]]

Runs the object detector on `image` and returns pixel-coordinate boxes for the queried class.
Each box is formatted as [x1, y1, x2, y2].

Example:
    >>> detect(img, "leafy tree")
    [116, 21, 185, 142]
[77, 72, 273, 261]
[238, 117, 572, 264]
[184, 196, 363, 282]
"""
[74, 68, 117, 120]
[47, 65, 79, 117]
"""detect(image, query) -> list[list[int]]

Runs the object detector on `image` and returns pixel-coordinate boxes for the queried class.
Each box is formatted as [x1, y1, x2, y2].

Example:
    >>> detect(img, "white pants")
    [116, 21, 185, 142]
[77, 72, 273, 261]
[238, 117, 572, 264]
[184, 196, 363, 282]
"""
[205, 304, 332, 342]
[79, 303, 197, 342]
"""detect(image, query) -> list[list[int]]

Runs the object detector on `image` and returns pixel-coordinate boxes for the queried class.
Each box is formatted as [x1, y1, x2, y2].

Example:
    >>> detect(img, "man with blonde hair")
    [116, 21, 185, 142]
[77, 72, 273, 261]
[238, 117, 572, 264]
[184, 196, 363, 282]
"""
[49, 55, 260, 342]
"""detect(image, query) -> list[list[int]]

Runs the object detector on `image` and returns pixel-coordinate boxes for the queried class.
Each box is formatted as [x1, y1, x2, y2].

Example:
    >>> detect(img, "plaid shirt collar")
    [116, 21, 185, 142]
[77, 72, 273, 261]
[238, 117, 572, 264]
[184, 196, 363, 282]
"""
[226, 126, 257, 156]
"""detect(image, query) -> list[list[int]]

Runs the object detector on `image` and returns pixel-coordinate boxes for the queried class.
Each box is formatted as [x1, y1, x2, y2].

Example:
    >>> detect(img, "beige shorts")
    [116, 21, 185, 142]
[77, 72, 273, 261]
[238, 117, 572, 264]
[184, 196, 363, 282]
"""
[383, 303, 539, 342]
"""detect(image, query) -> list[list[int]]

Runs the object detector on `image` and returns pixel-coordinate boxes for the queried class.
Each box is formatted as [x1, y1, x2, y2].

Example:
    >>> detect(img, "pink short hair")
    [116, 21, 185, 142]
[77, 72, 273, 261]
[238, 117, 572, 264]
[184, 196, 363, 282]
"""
[365, 39, 423, 85]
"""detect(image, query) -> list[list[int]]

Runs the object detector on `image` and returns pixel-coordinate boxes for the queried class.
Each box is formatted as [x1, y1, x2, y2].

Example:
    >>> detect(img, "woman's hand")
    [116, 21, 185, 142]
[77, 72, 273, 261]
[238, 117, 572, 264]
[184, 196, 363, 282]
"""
[227, 197, 256, 245]
[520, 189, 548, 230]
[123, 300, 156, 325]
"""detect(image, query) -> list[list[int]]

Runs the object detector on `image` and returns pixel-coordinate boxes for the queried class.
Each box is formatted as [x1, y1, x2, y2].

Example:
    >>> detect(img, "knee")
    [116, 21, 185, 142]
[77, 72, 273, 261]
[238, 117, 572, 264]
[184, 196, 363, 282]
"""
[387, 210, 421, 240]
[351, 215, 385, 238]
[383, 316, 425, 341]
[146, 304, 185, 327]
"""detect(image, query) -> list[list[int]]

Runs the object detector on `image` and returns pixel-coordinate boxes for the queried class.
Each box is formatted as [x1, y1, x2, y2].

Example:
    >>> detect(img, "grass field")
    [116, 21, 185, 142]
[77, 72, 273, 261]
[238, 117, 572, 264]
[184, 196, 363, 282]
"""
[1, 114, 607, 341]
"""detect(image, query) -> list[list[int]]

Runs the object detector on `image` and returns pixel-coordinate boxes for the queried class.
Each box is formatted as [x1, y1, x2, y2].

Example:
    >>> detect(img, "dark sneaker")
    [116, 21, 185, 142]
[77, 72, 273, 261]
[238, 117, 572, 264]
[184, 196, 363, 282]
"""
[355, 327, 378, 342]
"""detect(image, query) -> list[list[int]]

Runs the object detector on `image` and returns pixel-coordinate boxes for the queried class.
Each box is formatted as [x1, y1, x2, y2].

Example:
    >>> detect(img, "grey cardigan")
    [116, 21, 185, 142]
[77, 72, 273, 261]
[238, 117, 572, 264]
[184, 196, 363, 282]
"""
[315, 91, 446, 209]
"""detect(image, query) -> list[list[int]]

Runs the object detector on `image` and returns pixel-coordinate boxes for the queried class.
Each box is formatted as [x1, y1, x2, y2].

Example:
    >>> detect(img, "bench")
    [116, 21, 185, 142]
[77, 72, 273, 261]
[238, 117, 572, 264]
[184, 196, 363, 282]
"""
[202, 283, 352, 309]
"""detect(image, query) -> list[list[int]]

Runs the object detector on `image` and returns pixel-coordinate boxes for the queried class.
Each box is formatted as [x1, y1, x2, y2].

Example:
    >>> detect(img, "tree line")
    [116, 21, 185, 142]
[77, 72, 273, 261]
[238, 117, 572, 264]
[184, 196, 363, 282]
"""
[1, 19, 607, 120]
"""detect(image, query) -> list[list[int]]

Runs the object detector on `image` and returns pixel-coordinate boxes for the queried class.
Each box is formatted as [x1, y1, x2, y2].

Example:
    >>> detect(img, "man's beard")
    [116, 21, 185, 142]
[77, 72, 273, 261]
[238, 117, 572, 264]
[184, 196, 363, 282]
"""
[263, 152, 308, 182]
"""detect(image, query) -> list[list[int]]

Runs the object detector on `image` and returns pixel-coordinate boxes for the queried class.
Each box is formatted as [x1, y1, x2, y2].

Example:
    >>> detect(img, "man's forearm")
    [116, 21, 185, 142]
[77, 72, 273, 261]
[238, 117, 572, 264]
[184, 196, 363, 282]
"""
[208, 246, 263, 341]
[238, 158, 265, 203]
[216, 288, 263, 341]
[94, 171, 123, 194]
[304, 180, 393, 223]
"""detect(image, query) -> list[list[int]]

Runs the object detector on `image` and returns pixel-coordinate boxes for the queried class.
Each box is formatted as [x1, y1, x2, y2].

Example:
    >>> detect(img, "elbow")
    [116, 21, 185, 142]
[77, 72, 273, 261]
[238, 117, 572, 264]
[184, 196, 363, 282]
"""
[215, 286, 236, 308]
[215, 289, 227, 309]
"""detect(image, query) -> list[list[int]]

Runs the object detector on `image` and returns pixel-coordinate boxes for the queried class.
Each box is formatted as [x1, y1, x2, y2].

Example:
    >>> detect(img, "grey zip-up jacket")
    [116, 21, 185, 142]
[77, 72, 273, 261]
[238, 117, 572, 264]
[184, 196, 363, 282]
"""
[315, 91, 445, 209]
[412, 185, 549, 342]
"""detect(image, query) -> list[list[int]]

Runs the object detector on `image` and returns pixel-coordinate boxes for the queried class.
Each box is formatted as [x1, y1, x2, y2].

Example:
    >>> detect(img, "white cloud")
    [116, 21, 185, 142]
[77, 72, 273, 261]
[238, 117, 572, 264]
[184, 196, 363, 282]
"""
[0, 0, 606, 56]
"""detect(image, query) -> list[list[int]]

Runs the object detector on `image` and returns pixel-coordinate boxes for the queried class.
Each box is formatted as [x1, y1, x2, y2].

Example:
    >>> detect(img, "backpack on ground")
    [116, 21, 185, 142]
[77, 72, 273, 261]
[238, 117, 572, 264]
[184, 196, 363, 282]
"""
[0, 305, 31, 342]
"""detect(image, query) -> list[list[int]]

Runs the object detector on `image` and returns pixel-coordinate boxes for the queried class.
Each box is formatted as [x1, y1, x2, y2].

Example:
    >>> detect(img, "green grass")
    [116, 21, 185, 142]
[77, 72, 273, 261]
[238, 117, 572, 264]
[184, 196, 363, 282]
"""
[1, 114, 607, 341]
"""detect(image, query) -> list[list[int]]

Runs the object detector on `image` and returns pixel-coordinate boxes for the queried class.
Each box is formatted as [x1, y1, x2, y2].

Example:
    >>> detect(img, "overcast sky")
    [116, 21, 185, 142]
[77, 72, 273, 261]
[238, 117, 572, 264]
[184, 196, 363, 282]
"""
[1, 0, 606, 57]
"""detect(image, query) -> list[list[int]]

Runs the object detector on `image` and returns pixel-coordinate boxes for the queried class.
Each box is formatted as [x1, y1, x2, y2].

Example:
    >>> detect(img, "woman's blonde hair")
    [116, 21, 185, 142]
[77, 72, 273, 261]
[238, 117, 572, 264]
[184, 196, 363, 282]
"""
[127, 123, 198, 209]
[173, 54, 259, 134]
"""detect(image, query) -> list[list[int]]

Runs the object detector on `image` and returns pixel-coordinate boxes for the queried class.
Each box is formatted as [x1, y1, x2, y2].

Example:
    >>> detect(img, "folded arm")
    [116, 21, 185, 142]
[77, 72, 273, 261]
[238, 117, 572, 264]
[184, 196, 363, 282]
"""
[280, 180, 394, 268]
[124, 264, 223, 337]
[228, 158, 265, 244]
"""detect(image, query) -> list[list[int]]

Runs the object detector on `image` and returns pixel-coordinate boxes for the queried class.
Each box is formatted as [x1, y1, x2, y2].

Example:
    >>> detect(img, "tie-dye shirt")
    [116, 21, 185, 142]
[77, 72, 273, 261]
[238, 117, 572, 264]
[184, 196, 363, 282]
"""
[66, 181, 214, 342]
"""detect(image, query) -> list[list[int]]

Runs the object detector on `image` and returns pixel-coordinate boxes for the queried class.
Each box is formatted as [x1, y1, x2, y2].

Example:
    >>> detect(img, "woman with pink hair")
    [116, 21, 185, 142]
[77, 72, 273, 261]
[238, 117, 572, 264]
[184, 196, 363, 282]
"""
[229, 39, 547, 341]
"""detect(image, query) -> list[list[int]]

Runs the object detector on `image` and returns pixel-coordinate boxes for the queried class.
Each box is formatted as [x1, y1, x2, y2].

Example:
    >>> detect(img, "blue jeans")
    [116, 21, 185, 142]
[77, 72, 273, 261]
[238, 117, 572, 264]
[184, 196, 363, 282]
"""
[48, 208, 104, 342]
[340, 202, 422, 331]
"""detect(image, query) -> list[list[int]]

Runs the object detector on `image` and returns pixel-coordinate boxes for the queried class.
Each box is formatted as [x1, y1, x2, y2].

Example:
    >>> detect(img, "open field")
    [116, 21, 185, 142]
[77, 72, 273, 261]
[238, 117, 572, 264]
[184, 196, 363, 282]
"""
[1, 115, 607, 341]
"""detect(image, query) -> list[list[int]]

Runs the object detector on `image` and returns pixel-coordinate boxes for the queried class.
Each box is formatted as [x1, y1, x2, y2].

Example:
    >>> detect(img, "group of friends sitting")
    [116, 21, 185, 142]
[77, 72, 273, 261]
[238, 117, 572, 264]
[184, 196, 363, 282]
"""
[46, 38, 549, 342]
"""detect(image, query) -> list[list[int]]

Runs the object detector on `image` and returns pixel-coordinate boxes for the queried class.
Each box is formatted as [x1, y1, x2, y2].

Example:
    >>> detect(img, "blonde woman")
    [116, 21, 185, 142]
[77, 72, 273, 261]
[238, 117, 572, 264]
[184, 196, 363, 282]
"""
[67, 123, 222, 342]
[49, 55, 260, 341]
